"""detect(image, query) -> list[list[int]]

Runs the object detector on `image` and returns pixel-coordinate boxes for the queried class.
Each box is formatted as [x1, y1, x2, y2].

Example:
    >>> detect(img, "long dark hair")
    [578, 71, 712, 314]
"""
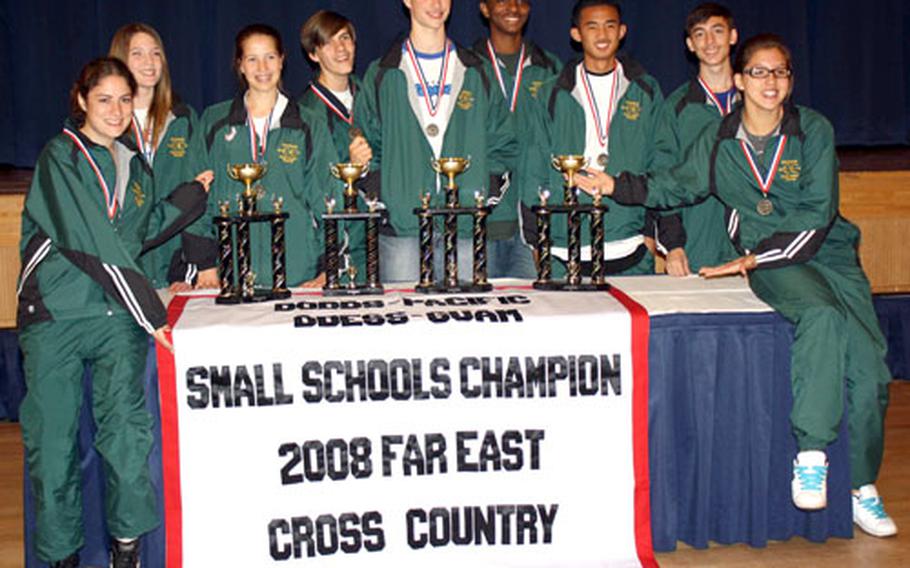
[69, 57, 137, 127]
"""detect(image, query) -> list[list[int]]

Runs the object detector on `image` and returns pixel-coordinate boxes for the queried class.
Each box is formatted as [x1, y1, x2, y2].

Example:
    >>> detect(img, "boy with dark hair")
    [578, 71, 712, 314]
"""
[473, 0, 561, 278]
[299, 10, 371, 275]
[521, 0, 663, 276]
[355, 0, 518, 283]
[653, 2, 740, 275]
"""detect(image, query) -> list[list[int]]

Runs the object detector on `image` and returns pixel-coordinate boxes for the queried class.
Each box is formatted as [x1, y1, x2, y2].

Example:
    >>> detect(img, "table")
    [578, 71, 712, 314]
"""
[19, 278, 861, 565]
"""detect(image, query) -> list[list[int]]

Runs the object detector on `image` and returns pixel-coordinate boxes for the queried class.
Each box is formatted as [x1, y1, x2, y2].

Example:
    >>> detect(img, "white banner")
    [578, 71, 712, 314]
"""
[158, 286, 654, 567]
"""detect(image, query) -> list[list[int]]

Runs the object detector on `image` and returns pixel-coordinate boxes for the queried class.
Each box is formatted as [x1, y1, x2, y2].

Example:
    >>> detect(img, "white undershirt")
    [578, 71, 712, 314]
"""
[405, 46, 455, 158]
[574, 62, 630, 172]
[329, 87, 354, 112]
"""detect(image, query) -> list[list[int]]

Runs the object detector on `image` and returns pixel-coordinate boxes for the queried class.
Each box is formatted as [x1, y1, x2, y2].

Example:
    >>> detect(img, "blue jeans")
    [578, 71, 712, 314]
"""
[488, 233, 537, 279]
[380, 235, 475, 284]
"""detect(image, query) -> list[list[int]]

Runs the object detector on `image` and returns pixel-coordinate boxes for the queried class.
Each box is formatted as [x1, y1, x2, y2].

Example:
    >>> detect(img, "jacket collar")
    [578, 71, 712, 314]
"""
[225, 89, 306, 130]
[717, 100, 803, 140]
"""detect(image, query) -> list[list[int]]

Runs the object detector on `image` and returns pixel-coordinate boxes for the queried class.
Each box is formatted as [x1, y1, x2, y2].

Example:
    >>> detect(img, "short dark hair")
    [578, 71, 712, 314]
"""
[685, 3, 734, 35]
[300, 10, 356, 56]
[571, 1, 622, 28]
[734, 33, 792, 75]
[69, 57, 136, 126]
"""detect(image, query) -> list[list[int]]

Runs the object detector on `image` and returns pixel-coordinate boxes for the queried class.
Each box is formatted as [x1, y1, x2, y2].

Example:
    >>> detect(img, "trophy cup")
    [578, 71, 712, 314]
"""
[214, 163, 291, 304]
[321, 163, 387, 296]
[331, 162, 368, 212]
[412, 157, 492, 294]
[531, 155, 611, 292]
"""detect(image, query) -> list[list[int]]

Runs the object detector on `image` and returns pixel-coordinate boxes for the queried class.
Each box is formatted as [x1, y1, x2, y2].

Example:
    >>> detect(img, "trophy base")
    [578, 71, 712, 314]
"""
[532, 280, 612, 292]
[415, 281, 493, 295]
[322, 285, 385, 297]
[215, 288, 291, 304]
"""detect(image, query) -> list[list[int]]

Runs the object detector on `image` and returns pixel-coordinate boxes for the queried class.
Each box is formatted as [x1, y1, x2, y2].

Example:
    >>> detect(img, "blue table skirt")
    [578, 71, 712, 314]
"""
[11, 301, 905, 564]
[648, 313, 852, 551]
[874, 294, 910, 380]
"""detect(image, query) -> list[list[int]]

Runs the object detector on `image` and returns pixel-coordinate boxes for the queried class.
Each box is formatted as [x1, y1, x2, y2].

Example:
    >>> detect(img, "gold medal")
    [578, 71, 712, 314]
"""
[597, 153, 609, 168]
[756, 198, 773, 216]
[426, 124, 439, 137]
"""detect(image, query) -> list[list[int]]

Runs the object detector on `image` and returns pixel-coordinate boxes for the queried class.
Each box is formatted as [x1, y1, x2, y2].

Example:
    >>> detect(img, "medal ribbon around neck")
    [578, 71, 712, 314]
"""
[310, 82, 353, 125]
[246, 103, 275, 163]
[405, 38, 452, 117]
[580, 63, 619, 152]
[62, 128, 118, 219]
[130, 114, 155, 164]
[486, 40, 526, 113]
[697, 77, 734, 116]
[740, 134, 788, 199]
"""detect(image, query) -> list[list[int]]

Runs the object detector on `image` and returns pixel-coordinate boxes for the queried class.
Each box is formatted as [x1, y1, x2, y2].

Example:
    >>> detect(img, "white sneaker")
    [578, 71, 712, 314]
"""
[852, 484, 898, 537]
[792, 450, 828, 510]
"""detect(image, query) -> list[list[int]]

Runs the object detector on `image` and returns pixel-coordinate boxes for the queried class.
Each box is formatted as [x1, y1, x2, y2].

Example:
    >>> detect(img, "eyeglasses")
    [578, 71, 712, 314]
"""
[742, 66, 792, 79]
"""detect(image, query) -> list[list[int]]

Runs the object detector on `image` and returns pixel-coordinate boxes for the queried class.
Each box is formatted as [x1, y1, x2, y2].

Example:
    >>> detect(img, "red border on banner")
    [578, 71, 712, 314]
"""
[609, 286, 657, 568]
[157, 295, 192, 568]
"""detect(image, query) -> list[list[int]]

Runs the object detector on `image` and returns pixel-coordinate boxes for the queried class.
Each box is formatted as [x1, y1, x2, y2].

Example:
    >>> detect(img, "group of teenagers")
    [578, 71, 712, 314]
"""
[16, 0, 898, 566]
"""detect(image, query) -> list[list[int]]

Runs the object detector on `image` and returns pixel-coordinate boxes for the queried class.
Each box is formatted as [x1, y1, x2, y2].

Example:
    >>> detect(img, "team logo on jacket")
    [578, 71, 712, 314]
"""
[621, 100, 641, 121]
[131, 181, 145, 207]
[779, 160, 801, 182]
[529, 80, 544, 99]
[457, 90, 475, 110]
[167, 136, 187, 158]
[277, 142, 300, 164]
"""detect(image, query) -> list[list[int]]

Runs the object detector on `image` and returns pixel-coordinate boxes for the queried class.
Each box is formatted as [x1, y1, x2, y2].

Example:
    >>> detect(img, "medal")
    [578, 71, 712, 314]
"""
[579, 63, 620, 168]
[405, 38, 452, 138]
[740, 134, 788, 217]
[486, 40, 526, 113]
[348, 127, 363, 140]
[597, 153, 609, 168]
[62, 128, 118, 219]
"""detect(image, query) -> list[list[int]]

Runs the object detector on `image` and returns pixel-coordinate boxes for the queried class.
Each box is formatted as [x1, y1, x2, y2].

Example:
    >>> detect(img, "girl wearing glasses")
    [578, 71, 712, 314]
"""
[576, 33, 897, 538]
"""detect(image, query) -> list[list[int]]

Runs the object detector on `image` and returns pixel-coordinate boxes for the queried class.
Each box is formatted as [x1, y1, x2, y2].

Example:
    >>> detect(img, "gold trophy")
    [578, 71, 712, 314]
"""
[227, 162, 267, 216]
[432, 157, 471, 197]
[530, 155, 610, 292]
[550, 155, 587, 204]
[330, 162, 368, 212]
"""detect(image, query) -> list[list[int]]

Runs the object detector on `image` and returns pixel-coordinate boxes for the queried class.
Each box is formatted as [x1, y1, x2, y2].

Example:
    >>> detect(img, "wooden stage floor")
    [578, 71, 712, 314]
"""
[0, 381, 908, 567]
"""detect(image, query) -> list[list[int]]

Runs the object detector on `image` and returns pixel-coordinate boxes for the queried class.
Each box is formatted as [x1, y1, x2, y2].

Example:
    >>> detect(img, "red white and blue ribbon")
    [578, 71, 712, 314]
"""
[697, 77, 734, 116]
[740, 134, 788, 198]
[309, 82, 354, 125]
[404, 38, 452, 117]
[131, 114, 155, 164]
[246, 106, 274, 163]
[486, 40, 526, 113]
[62, 128, 118, 219]
[580, 64, 619, 152]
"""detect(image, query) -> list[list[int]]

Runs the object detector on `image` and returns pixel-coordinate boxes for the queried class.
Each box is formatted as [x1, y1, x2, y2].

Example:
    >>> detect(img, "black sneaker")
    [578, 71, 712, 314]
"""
[110, 538, 140, 568]
[49, 553, 79, 568]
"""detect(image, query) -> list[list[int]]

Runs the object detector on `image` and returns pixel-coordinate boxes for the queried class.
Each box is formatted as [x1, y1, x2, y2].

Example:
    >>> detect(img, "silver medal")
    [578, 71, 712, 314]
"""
[756, 198, 774, 216]
[426, 124, 439, 137]
[597, 153, 609, 168]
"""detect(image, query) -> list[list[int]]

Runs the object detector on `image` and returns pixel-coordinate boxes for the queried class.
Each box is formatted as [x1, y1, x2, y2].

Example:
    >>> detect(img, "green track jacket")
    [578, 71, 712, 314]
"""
[614, 103, 853, 268]
[18, 121, 207, 332]
[355, 38, 519, 238]
[652, 79, 739, 269]
[186, 92, 338, 287]
[471, 38, 561, 239]
[520, 55, 664, 249]
[133, 99, 201, 287]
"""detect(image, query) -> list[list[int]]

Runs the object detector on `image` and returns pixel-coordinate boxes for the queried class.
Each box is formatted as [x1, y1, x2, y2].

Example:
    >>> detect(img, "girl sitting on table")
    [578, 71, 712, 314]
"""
[574, 33, 897, 538]
[109, 22, 209, 291]
[187, 23, 337, 289]
[17, 57, 212, 568]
